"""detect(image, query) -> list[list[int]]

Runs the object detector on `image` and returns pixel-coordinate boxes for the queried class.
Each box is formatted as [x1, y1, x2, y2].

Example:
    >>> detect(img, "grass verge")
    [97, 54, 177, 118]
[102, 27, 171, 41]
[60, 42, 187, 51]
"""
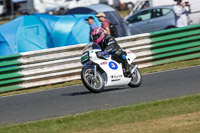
[118, 9, 131, 18]
[0, 94, 200, 133]
[1, 58, 200, 97]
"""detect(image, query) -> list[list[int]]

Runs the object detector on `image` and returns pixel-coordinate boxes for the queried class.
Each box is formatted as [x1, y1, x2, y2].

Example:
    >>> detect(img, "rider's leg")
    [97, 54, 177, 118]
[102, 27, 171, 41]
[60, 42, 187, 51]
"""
[110, 46, 132, 76]
[121, 54, 131, 74]
[112, 52, 131, 76]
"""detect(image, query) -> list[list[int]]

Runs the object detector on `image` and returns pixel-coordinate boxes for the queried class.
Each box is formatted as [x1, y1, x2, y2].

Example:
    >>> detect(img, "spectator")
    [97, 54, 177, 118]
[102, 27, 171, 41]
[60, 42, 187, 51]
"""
[85, 16, 100, 49]
[96, 12, 111, 35]
[173, 0, 191, 27]
[85, 16, 98, 31]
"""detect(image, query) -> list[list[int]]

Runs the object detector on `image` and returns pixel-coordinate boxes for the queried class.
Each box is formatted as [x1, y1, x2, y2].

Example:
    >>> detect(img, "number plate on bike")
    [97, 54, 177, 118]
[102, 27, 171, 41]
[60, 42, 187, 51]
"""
[81, 52, 89, 63]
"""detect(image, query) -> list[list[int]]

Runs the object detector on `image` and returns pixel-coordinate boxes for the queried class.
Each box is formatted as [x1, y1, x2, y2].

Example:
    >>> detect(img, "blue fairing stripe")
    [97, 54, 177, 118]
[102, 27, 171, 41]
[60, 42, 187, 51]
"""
[83, 65, 96, 70]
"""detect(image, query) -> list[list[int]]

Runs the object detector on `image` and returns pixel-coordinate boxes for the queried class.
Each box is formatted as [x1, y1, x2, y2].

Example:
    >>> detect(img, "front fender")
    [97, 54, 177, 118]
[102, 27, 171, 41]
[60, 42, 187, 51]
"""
[126, 50, 136, 63]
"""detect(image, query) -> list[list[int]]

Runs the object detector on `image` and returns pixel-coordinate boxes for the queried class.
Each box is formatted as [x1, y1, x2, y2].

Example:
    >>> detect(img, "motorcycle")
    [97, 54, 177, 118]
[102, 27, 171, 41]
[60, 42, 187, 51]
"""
[80, 43, 142, 93]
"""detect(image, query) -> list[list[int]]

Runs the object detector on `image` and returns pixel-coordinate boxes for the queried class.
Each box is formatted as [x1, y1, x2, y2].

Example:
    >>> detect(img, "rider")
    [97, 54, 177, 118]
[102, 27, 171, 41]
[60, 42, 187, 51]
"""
[91, 27, 132, 76]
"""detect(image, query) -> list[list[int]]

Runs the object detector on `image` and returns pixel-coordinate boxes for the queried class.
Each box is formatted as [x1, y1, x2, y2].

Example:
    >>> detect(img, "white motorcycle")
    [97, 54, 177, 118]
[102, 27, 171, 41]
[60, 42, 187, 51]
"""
[81, 43, 142, 93]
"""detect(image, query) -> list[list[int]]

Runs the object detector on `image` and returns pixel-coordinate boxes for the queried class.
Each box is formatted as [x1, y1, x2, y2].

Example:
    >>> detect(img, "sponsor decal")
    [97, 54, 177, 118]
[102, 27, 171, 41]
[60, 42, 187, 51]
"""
[100, 62, 107, 65]
[109, 61, 118, 70]
[110, 75, 122, 82]
[81, 52, 89, 63]
[110, 75, 122, 79]
[111, 79, 120, 82]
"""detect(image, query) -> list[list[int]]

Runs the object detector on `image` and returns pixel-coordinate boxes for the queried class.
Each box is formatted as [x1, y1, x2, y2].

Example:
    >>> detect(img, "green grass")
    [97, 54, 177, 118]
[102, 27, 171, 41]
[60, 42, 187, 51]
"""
[118, 9, 131, 18]
[0, 20, 9, 25]
[0, 17, 11, 25]
[140, 58, 200, 74]
[0, 94, 200, 133]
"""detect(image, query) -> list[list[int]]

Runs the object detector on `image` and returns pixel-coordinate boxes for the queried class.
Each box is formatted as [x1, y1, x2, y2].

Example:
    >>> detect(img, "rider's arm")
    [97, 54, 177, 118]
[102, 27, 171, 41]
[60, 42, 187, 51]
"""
[104, 43, 115, 53]
[103, 36, 117, 53]
[97, 36, 117, 56]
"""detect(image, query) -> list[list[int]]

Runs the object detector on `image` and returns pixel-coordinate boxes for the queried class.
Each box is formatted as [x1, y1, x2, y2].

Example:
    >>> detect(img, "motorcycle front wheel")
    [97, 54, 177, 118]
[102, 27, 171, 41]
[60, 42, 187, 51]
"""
[128, 64, 142, 87]
[81, 66, 105, 93]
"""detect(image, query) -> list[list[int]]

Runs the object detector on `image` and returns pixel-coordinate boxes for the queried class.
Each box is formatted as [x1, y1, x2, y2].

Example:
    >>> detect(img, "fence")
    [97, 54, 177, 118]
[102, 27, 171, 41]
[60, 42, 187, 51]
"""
[1, 24, 200, 92]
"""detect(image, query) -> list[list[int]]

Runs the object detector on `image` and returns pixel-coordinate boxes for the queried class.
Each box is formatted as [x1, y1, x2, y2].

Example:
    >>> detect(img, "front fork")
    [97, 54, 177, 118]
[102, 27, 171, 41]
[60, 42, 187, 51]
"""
[131, 65, 138, 73]
[94, 65, 97, 79]
[83, 64, 97, 79]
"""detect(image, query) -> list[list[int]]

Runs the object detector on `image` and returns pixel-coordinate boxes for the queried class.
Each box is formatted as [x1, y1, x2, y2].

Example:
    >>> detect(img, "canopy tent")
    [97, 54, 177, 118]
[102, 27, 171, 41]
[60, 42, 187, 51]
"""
[0, 16, 24, 55]
[65, 4, 130, 37]
[0, 14, 101, 56]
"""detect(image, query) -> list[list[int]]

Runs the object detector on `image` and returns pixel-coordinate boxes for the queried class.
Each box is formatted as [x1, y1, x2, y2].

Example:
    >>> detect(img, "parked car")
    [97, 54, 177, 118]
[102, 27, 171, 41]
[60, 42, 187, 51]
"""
[125, 5, 176, 35]
[131, 0, 175, 14]
[129, 0, 200, 25]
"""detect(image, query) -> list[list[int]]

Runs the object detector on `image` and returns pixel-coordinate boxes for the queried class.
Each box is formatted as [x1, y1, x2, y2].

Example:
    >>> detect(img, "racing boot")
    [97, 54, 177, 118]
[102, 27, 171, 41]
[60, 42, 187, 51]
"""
[123, 60, 132, 77]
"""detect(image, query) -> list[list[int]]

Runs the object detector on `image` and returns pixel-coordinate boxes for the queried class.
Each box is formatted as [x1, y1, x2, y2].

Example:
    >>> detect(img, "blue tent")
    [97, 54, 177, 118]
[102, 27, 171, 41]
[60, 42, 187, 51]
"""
[0, 16, 24, 55]
[0, 14, 101, 56]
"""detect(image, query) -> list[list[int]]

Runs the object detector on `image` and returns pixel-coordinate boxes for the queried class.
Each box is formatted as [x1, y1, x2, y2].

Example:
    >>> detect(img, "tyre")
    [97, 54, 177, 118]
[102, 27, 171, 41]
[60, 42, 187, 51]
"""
[128, 64, 142, 87]
[81, 66, 105, 93]
[166, 26, 175, 29]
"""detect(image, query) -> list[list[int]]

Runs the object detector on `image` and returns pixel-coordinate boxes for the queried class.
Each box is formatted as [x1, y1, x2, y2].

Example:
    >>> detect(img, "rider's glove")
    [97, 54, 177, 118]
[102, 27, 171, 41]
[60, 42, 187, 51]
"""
[97, 51, 105, 57]
[97, 50, 109, 57]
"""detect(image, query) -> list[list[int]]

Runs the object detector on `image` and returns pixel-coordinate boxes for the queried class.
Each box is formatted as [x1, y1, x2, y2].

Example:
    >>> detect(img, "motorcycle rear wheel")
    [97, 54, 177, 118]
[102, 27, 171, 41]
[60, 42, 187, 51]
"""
[128, 65, 142, 87]
[81, 66, 105, 93]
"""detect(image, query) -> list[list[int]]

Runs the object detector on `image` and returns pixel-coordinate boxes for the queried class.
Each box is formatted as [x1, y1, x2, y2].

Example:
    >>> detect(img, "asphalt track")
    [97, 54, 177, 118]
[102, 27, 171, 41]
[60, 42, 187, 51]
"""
[0, 66, 200, 126]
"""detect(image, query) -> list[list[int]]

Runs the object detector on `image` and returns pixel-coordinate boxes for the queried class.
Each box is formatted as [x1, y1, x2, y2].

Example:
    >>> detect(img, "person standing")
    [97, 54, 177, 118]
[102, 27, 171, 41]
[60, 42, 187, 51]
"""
[85, 16, 100, 49]
[96, 12, 111, 35]
[85, 16, 98, 31]
[173, 0, 191, 27]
